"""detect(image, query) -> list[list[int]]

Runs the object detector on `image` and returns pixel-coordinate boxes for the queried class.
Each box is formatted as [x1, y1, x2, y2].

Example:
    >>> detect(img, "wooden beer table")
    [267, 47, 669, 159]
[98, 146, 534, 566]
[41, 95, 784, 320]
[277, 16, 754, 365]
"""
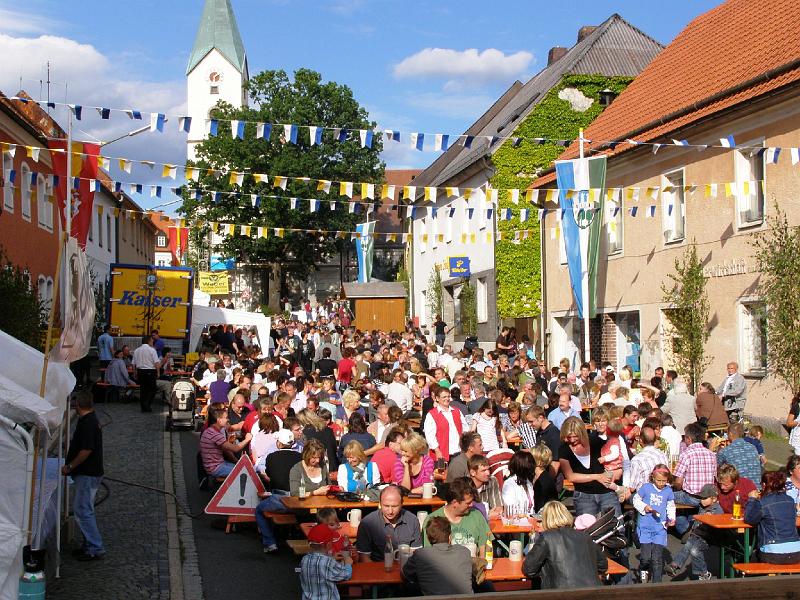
[282, 495, 445, 513]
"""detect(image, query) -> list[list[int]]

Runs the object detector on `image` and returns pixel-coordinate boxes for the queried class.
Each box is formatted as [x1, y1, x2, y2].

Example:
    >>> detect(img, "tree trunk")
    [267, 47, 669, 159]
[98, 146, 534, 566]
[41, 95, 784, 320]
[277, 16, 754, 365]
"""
[267, 262, 282, 312]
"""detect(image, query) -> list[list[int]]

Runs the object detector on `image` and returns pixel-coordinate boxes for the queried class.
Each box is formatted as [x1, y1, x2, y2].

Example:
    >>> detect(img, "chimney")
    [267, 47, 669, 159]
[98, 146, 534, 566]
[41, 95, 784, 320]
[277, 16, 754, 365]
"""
[547, 47, 568, 66]
[577, 26, 597, 43]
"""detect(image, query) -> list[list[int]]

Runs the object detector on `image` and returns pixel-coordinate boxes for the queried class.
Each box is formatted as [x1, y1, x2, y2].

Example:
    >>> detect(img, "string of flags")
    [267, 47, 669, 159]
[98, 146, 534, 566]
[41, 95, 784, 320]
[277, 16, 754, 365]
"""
[2, 139, 790, 211]
[6, 96, 800, 159]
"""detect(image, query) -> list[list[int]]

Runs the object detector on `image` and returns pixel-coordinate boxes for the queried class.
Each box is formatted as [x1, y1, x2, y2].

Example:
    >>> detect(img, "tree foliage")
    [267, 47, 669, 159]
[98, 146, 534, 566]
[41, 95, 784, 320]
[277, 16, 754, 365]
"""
[459, 279, 477, 337]
[491, 75, 634, 318]
[0, 247, 46, 349]
[661, 244, 710, 394]
[427, 265, 443, 320]
[751, 205, 800, 393]
[179, 69, 385, 300]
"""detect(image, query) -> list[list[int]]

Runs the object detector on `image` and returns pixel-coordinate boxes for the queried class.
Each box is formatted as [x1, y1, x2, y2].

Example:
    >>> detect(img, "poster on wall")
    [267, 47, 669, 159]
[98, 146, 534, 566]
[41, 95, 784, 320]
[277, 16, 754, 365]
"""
[198, 271, 230, 295]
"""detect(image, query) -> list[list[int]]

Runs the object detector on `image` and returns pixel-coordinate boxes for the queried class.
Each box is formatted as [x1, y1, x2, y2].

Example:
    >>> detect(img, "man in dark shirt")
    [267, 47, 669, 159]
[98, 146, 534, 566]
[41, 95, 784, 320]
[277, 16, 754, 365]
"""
[356, 486, 422, 562]
[264, 432, 302, 493]
[62, 393, 105, 560]
[432, 316, 447, 348]
[528, 405, 561, 471]
[315, 347, 337, 378]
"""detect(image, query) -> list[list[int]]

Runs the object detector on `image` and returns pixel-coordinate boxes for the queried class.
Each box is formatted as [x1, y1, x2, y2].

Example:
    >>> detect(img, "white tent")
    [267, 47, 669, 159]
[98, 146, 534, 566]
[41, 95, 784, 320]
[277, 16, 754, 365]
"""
[0, 329, 74, 600]
[189, 304, 271, 353]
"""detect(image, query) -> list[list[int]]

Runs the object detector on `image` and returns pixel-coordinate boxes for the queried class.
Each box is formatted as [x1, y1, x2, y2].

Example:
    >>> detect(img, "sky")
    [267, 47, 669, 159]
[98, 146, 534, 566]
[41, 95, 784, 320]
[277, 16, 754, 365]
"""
[0, 0, 721, 212]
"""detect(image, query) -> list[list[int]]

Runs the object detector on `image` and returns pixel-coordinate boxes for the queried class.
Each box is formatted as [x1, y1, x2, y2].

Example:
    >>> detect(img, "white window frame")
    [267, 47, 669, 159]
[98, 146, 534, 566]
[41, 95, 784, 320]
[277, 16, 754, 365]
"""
[661, 168, 686, 245]
[36, 174, 52, 231]
[557, 211, 567, 265]
[734, 139, 765, 229]
[106, 214, 112, 253]
[606, 192, 623, 255]
[738, 298, 767, 376]
[20, 163, 31, 221]
[157, 234, 167, 248]
[477, 277, 488, 323]
[97, 210, 103, 248]
[2, 151, 13, 213]
[37, 275, 47, 304]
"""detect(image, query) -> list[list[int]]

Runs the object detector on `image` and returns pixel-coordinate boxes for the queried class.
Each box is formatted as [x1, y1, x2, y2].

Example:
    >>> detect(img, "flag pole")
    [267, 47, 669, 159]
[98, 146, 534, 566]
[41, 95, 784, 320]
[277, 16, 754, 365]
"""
[579, 128, 591, 365]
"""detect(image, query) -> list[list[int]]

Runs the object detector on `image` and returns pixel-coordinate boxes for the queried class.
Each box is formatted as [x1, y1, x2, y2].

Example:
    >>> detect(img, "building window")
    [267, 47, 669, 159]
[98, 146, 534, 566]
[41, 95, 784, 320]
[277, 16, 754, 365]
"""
[735, 142, 765, 227]
[557, 212, 567, 265]
[97, 211, 102, 247]
[2, 151, 12, 212]
[157, 259, 168, 266]
[740, 301, 767, 375]
[210, 85, 219, 95]
[37, 275, 47, 304]
[157, 234, 167, 248]
[107, 214, 112, 253]
[661, 169, 685, 244]
[36, 174, 52, 231]
[477, 277, 488, 323]
[607, 192, 623, 255]
[21, 163, 31, 220]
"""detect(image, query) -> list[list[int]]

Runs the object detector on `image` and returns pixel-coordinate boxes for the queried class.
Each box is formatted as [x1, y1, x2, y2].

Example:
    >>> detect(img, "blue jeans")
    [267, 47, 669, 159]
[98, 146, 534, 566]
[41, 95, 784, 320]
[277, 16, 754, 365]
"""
[673, 492, 701, 535]
[573, 490, 621, 518]
[673, 533, 710, 575]
[212, 461, 235, 477]
[73, 475, 104, 555]
[255, 490, 289, 547]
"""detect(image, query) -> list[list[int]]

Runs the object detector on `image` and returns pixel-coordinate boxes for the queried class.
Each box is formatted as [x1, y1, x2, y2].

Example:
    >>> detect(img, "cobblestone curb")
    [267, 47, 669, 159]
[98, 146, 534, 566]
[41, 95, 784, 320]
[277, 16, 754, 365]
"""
[169, 429, 204, 600]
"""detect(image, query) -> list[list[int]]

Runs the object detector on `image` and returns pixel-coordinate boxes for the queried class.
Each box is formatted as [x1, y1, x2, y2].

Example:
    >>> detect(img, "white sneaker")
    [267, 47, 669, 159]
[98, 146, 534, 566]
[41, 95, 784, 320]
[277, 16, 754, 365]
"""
[698, 571, 712, 580]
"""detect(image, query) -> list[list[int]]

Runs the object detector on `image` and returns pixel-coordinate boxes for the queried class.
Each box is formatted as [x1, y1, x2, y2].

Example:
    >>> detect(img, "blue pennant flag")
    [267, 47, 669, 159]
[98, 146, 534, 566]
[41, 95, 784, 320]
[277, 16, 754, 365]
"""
[431, 207, 438, 218]
[71, 105, 82, 120]
[719, 135, 736, 148]
[630, 206, 638, 217]
[47, 102, 56, 109]
[232, 120, 246, 139]
[413, 132, 424, 151]
[512, 137, 523, 147]
[466, 207, 474, 219]
[463, 135, 474, 148]
[257, 123, 272, 140]
[213, 192, 221, 202]
[194, 190, 202, 200]
[208, 119, 219, 136]
[114, 182, 122, 193]
[131, 110, 142, 120]
[72, 177, 80, 189]
[7, 170, 15, 185]
[179, 116, 192, 132]
[361, 129, 374, 148]
[286, 124, 298, 144]
[409, 206, 417, 218]
[487, 208, 494, 220]
[133, 183, 142, 194]
[448, 207, 456, 218]
[150, 112, 165, 133]
[30, 172, 37, 186]
[385, 130, 400, 142]
[336, 128, 348, 143]
[100, 108, 110, 119]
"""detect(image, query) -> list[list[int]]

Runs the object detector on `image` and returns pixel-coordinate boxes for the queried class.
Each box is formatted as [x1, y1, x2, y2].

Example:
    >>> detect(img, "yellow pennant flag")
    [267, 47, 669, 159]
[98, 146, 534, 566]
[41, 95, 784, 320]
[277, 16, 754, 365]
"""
[460, 233, 467, 244]
[463, 188, 472, 201]
[403, 186, 416, 200]
[424, 187, 437, 202]
[545, 189, 557, 203]
[470, 233, 476, 244]
[724, 182, 734, 197]
[275, 228, 285, 238]
[240, 225, 251, 236]
[421, 234, 428, 243]
[273, 176, 286, 190]
[486, 189, 498, 203]
[257, 227, 268, 238]
[446, 187, 459, 197]
[211, 222, 219, 233]
[317, 180, 331, 193]
[186, 167, 199, 181]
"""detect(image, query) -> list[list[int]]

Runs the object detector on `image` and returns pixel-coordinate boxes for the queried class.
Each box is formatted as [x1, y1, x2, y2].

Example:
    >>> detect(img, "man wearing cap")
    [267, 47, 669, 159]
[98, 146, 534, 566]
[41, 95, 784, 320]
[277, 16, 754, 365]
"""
[255, 429, 302, 552]
[666, 483, 720, 580]
[299, 523, 353, 599]
[356, 485, 422, 562]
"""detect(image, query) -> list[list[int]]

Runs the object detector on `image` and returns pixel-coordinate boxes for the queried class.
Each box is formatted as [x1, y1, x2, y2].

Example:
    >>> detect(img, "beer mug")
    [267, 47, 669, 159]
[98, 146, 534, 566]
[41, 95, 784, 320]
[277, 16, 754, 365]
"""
[347, 508, 362, 527]
[422, 483, 438, 499]
[509, 540, 523, 562]
[398, 544, 412, 569]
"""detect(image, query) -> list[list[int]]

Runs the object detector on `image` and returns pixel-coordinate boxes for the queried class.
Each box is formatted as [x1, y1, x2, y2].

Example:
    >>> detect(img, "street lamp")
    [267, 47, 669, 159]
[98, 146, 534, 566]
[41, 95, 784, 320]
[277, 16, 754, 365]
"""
[100, 120, 168, 147]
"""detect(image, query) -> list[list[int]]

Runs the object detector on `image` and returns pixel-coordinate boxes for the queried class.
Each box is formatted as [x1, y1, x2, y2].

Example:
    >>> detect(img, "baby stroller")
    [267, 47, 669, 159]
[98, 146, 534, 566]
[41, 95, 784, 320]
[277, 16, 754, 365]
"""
[584, 508, 636, 582]
[167, 378, 196, 430]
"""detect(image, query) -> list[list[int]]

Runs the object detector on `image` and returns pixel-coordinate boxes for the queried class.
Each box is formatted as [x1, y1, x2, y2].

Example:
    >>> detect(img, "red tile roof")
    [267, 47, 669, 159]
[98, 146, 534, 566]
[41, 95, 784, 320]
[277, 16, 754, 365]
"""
[533, 0, 800, 186]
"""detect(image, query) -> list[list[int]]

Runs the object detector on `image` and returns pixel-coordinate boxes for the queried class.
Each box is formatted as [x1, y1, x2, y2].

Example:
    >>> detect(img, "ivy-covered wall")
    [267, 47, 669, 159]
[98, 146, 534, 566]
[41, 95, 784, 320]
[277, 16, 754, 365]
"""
[491, 74, 634, 319]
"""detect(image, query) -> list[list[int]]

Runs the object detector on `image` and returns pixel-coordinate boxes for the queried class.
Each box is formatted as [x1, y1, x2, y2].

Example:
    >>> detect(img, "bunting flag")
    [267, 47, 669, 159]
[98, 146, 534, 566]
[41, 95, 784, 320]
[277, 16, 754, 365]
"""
[361, 183, 375, 199]
[231, 120, 246, 139]
[150, 112, 165, 133]
[257, 123, 272, 140]
[434, 134, 449, 152]
[309, 126, 322, 146]
[283, 124, 298, 144]
[167, 226, 189, 265]
[48, 139, 100, 248]
[384, 130, 400, 142]
[208, 119, 219, 136]
[555, 155, 606, 320]
[178, 116, 192, 133]
[410, 132, 424, 151]
[340, 181, 354, 198]
[359, 129, 373, 148]
[381, 184, 395, 199]
[720, 135, 736, 148]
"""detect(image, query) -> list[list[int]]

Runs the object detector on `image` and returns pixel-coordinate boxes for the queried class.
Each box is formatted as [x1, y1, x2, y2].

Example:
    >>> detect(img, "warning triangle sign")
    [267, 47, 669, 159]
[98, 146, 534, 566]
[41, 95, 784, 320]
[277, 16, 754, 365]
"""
[205, 456, 267, 515]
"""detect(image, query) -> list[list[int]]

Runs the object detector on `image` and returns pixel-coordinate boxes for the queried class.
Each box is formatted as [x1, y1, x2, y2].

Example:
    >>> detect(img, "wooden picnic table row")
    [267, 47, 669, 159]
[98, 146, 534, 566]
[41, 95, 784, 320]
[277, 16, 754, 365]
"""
[342, 556, 627, 588]
[280, 495, 446, 512]
[299, 517, 542, 541]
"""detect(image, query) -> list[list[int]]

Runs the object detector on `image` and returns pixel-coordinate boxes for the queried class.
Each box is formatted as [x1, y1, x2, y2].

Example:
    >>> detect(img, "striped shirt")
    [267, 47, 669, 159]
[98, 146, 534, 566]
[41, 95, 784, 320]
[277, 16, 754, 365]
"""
[299, 553, 352, 600]
[200, 426, 227, 474]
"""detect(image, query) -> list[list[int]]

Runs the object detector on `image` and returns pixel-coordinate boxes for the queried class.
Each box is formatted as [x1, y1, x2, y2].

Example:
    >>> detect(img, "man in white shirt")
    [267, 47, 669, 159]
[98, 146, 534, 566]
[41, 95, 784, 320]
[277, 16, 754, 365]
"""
[386, 369, 413, 414]
[437, 346, 453, 370]
[423, 387, 469, 463]
[132, 335, 159, 413]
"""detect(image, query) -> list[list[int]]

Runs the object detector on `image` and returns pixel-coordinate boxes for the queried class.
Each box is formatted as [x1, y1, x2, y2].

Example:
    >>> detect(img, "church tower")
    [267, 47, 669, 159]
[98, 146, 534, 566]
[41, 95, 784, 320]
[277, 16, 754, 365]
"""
[186, 0, 248, 161]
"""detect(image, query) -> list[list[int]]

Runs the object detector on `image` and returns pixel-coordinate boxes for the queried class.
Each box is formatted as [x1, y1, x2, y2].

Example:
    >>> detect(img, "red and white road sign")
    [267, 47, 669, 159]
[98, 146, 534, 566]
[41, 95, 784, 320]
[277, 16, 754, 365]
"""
[205, 456, 266, 516]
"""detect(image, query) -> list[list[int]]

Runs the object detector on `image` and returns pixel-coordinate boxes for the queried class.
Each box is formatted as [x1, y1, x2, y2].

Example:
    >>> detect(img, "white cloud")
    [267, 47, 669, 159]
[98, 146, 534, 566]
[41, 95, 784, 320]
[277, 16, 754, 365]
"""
[393, 47, 533, 86]
[0, 32, 187, 207]
[0, 7, 61, 35]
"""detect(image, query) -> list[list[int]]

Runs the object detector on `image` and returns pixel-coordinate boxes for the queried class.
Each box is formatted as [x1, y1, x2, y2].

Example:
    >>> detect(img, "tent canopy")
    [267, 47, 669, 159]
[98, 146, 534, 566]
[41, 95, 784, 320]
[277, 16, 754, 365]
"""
[190, 304, 271, 352]
[0, 329, 74, 434]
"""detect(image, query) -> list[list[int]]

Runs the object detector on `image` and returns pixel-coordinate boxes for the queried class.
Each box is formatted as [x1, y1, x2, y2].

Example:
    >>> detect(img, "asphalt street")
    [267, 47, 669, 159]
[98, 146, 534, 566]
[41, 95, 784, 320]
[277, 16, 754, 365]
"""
[178, 429, 303, 600]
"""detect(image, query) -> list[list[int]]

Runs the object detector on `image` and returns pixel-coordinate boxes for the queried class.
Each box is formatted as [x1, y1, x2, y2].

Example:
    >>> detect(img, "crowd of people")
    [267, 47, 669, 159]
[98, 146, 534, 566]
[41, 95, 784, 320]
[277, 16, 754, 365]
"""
[187, 312, 800, 597]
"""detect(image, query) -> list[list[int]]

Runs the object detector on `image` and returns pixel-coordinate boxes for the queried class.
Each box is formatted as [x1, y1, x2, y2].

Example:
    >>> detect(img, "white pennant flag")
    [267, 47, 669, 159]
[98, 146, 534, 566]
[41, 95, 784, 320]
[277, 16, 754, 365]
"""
[362, 183, 375, 199]
[119, 159, 132, 173]
[309, 126, 320, 146]
[185, 167, 199, 181]
[510, 189, 519, 204]
[791, 147, 800, 166]
[30, 147, 41, 162]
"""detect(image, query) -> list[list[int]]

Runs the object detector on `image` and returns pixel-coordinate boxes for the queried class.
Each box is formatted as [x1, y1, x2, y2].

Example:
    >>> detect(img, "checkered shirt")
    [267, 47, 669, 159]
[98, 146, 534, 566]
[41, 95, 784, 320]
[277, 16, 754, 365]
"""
[674, 442, 717, 495]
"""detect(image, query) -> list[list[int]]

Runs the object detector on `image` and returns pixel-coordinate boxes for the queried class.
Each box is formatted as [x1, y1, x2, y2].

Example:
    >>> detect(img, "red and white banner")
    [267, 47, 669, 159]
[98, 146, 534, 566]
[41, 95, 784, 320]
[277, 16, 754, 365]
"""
[48, 140, 100, 249]
[168, 226, 189, 266]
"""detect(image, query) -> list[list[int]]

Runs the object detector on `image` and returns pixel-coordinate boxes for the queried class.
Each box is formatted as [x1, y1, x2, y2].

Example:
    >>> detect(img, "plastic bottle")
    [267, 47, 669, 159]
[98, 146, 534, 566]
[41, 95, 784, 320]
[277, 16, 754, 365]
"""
[298, 479, 307, 500]
[485, 541, 494, 570]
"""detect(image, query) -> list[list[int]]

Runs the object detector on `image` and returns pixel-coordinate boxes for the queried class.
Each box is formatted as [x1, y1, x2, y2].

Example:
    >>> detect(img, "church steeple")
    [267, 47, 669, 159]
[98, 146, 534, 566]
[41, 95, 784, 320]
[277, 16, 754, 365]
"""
[185, 0, 248, 160]
[186, 0, 247, 76]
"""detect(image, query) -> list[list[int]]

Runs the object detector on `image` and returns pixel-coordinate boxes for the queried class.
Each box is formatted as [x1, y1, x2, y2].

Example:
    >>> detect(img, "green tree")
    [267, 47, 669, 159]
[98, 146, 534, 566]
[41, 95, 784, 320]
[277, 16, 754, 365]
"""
[426, 265, 443, 321]
[0, 247, 46, 349]
[661, 244, 710, 393]
[180, 68, 385, 310]
[751, 205, 800, 393]
[459, 279, 477, 337]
